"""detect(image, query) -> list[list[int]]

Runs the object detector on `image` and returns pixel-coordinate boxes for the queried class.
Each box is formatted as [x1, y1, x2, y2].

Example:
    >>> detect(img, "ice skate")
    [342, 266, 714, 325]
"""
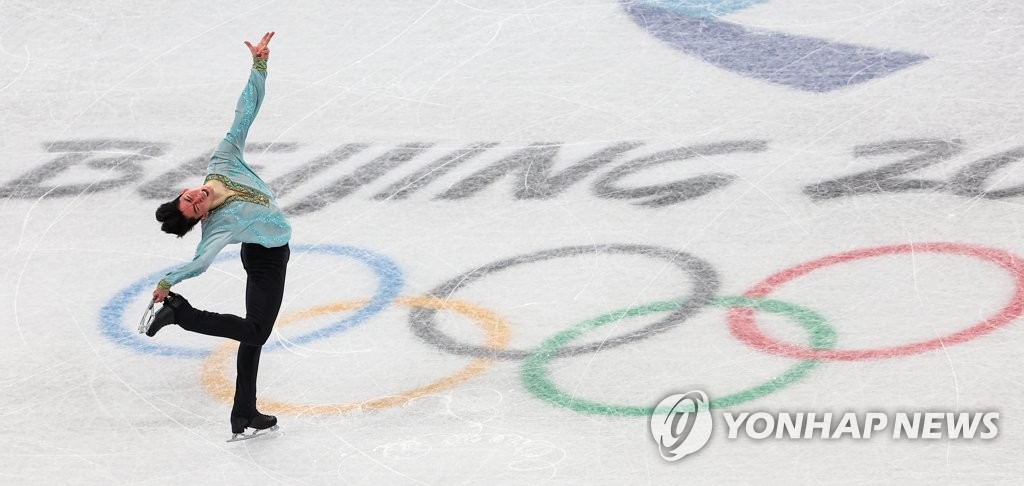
[228, 413, 279, 442]
[140, 292, 191, 337]
[137, 301, 155, 335]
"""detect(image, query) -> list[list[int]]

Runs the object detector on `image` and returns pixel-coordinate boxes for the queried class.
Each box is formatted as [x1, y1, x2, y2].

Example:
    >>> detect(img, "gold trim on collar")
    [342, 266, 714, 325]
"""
[205, 174, 270, 212]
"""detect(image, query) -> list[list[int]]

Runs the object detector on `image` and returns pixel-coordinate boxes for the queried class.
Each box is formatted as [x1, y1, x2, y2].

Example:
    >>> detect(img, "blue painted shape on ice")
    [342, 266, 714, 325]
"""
[641, 0, 769, 18]
[623, 1, 928, 92]
[99, 243, 403, 358]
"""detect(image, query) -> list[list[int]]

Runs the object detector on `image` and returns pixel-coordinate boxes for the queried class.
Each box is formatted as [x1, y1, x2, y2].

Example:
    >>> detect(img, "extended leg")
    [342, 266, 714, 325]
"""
[173, 244, 289, 345]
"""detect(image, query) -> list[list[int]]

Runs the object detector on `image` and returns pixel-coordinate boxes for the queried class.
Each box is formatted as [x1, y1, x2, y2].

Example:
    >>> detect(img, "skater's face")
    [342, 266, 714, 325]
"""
[178, 186, 211, 220]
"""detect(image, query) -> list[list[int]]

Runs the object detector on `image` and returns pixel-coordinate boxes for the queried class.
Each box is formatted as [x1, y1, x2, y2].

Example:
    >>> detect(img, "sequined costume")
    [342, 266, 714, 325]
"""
[158, 56, 290, 291]
[153, 56, 291, 428]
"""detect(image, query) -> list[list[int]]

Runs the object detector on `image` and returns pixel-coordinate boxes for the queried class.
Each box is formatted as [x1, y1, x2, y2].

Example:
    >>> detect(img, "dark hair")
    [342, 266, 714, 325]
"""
[155, 196, 201, 237]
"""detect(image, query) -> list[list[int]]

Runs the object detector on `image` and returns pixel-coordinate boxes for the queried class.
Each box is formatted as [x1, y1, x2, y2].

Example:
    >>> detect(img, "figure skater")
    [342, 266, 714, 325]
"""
[144, 32, 289, 440]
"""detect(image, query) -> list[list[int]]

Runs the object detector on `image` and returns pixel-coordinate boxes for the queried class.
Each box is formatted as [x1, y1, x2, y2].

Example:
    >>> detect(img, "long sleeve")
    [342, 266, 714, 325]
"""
[157, 225, 236, 289]
[155, 57, 288, 293]
[210, 58, 268, 182]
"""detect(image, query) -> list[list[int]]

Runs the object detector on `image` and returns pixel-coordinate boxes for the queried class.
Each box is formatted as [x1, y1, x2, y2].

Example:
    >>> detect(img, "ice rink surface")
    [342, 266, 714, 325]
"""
[2, 0, 1024, 483]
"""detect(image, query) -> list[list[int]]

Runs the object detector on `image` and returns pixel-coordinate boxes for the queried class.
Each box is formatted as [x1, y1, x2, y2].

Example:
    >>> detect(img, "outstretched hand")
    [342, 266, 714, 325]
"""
[245, 31, 275, 59]
[152, 287, 169, 303]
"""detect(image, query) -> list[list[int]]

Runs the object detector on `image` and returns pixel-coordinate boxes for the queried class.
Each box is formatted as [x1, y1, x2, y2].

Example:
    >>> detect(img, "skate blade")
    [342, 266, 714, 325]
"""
[227, 424, 280, 442]
[137, 301, 155, 335]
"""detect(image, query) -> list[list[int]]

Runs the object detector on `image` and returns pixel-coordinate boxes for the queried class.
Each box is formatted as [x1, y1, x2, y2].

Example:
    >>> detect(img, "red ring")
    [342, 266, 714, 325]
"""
[727, 242, 1024, 361]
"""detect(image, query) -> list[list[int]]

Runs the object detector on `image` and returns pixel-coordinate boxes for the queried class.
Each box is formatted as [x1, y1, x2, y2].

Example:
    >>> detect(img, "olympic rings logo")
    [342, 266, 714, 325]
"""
[100, 242, 1024, 417]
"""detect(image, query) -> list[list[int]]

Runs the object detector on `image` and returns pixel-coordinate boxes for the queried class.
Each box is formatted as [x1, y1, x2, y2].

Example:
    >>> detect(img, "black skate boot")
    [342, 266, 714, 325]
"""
[229, 413, 279, 442]
[249, 413, 278, 431]
[145, 292, 189, 337]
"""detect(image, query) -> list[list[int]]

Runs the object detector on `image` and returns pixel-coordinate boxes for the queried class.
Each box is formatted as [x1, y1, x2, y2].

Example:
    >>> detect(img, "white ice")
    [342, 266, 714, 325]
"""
[2, 0, 1023, 484]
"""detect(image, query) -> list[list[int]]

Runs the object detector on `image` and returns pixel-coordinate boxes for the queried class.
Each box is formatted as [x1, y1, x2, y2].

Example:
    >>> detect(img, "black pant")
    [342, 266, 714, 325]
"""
[176, 243, 290, 418]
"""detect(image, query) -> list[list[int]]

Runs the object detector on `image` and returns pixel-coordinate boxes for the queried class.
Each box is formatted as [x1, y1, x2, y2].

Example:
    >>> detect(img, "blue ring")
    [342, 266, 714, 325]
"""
[98, 243, 404, 358]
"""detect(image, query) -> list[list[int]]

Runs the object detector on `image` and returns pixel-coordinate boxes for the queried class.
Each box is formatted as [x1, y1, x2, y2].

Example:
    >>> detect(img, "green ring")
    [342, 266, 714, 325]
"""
[521, 296, 837, 416]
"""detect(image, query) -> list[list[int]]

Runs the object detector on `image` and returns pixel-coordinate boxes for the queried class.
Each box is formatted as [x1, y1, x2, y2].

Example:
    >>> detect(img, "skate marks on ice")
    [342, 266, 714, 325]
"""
[100, 243, 403, 358]
[621, 0, 928, 92]
[409, 244, 720, 360]
[803, 139, 1024, 200]
[0, 140, 165, 199]
[0, 139, 293, 199]
[520, 296, 836, 417]
[6, 138, 1024, 214]
[227, 425, 281, 443]
[138, 142, 299, 199]
[373, 431, 567, 479]
[372, 389, 567, 479]
[200, 296, 510, 416]
[190, 241, 1024, 418]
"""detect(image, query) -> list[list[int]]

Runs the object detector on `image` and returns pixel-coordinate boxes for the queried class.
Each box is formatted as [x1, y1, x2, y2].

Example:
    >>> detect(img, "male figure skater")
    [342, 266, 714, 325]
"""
[145, 32, 289, 440]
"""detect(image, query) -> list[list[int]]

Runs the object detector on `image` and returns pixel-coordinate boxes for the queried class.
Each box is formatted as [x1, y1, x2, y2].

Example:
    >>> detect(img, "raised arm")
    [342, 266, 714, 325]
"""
[211, 32, 275, 166]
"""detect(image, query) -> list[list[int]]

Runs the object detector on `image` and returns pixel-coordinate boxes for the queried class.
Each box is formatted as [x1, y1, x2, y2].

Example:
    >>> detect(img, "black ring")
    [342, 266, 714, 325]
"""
[409, 244, 719, 360]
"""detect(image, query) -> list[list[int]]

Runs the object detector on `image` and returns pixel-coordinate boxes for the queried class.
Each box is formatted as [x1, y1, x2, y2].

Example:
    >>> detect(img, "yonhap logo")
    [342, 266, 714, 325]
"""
[649, 391, 713, 461]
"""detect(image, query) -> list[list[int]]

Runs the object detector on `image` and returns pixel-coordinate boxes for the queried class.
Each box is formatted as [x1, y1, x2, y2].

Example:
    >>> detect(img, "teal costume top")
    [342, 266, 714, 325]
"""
[158, 57, 291, 290]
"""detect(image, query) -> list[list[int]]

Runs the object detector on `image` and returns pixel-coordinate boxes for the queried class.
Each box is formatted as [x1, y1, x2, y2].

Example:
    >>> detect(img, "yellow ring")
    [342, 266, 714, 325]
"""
[200, 296, 510, 415]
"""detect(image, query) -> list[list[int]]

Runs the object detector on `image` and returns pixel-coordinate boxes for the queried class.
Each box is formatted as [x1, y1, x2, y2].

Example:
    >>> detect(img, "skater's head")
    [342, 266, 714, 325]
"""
[155, 193, 202, 237]
[156, 186, 214, 236]
[176, 186, 214, 220]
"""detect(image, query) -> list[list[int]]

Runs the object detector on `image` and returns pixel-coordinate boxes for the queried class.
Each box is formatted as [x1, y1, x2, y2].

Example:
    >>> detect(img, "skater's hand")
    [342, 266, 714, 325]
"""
[152, 287, 170, 303]
[245, 31, 274, 59]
